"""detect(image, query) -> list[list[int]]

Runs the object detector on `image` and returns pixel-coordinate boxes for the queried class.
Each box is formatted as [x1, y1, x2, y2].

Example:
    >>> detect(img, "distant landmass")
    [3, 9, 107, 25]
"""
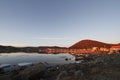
[0, 45, 66, 53]
[0, 45, 39, 53]
[69, 39, 120, 49]
[0, 39, 120, 53]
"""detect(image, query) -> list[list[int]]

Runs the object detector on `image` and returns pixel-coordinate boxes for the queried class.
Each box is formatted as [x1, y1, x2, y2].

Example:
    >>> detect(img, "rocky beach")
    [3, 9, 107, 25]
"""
[0, 53, 120, 80]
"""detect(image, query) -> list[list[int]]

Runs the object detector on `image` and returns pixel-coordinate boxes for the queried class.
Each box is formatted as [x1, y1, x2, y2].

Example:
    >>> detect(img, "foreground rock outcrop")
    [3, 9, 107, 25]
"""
[0, 53, 120, 80]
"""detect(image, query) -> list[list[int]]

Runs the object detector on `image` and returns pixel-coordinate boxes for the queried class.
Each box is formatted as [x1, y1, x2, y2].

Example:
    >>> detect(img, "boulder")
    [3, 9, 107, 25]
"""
[18, 63, 46, 80]
[56, 71, 68, 80]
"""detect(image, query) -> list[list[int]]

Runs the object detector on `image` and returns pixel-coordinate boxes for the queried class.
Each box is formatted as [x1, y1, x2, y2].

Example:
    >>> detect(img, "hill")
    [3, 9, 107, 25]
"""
[0, 45, 66, 53]
[69, 39, 119, 49]
[0, 45, 39, 53]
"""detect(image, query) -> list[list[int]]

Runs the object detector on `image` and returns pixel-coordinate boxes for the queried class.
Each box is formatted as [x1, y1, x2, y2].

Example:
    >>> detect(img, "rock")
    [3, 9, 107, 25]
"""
[18, 63, 46, 80]
[0, 74, 11, 80]
[74, 70, 83, 79]
[91, 67, 101, 74]
[56, 71, 68, 80]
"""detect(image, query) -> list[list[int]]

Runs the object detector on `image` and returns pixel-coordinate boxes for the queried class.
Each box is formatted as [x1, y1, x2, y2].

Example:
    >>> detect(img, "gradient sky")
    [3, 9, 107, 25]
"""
[0, 0, 120, 47]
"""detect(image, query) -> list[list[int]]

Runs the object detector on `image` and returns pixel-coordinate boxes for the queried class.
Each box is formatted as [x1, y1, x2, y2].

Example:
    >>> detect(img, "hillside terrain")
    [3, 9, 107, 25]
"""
[69, 39, 120, 49]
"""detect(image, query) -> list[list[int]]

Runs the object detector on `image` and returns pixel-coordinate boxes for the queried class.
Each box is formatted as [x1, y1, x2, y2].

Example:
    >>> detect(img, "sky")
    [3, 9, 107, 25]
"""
[0, 0, 120, 47]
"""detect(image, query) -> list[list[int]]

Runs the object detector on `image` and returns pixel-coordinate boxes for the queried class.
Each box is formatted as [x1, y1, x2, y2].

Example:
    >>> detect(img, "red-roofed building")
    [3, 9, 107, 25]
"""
[109, 46, 120, 54]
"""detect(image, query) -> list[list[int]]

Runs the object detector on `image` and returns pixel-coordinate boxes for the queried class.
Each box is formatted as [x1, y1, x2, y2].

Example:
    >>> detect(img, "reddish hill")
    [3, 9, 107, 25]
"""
[69, 39, 119, 49]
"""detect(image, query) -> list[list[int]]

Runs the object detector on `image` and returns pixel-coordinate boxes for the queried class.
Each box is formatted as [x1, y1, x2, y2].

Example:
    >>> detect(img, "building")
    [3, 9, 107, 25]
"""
[109, 46, 120, 54]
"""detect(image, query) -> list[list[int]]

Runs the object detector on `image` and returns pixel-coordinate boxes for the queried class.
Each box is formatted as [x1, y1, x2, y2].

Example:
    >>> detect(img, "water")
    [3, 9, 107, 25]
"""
[0, 53, 75, 65]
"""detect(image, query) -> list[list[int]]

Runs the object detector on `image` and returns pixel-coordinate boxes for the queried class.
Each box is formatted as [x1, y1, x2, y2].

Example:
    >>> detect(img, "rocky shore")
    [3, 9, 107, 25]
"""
[0, 53, 120, 80]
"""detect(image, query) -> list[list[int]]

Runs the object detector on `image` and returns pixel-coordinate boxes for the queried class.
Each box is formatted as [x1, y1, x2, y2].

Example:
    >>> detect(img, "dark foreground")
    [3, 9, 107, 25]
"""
[0, 53, 120, 80]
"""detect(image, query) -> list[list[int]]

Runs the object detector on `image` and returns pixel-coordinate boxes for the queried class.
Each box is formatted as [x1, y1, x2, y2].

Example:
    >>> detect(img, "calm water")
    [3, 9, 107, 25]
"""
[0, 53, 75, 65]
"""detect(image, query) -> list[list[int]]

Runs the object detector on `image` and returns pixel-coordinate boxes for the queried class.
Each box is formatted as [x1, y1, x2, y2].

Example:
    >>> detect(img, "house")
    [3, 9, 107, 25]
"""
[109, 46, 120, 54]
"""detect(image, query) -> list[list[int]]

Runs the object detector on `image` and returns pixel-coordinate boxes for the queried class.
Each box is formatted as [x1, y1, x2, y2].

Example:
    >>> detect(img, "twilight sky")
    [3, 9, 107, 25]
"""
[0, 0, 120, 47]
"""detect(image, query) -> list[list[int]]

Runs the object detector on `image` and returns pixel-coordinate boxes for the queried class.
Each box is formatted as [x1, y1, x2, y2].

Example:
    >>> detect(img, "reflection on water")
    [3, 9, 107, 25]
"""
[0, 53, 75, 65]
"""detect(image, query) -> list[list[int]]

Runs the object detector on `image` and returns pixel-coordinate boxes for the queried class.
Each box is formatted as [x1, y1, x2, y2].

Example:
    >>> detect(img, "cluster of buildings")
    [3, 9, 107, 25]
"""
[39, 46, 120, 54]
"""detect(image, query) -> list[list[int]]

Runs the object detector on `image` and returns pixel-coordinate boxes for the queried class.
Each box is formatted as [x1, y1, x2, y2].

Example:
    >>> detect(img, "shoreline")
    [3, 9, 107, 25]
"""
[0, 53, 120, 80]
